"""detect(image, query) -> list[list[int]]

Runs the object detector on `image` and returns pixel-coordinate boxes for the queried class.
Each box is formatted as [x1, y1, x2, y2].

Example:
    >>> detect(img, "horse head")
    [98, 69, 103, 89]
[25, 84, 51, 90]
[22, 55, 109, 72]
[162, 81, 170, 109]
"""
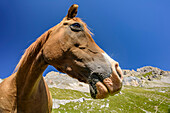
[43, 4, 123, 99]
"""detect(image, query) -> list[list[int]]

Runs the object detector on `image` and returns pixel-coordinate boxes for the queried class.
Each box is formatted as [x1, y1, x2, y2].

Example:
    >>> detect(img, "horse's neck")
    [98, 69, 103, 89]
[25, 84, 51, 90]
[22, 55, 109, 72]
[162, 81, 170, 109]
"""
[16, 51, 48, 98]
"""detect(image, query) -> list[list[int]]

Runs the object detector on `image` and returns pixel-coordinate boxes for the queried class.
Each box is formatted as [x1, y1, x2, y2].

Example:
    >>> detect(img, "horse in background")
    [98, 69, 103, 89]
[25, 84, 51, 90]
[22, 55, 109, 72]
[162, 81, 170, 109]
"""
[0, 4, 123, 113]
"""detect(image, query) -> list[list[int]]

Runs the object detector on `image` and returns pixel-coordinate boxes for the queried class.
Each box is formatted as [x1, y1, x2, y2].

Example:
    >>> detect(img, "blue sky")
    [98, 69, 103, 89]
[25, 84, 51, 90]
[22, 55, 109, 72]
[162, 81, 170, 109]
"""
[0, 0, 170, 79]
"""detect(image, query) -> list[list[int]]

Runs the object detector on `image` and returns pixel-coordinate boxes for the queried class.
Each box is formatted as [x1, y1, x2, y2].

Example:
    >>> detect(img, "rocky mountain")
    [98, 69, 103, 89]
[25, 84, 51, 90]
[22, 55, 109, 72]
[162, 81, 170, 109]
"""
[44, 66, 170, 92]
[45, 71, 89, 92]
[122, 66, 170, 87]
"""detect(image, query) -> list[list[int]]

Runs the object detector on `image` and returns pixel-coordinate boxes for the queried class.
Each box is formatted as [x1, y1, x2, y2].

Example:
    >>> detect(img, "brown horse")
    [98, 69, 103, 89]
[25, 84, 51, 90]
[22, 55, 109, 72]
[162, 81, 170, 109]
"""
[0, 4, 123, 113]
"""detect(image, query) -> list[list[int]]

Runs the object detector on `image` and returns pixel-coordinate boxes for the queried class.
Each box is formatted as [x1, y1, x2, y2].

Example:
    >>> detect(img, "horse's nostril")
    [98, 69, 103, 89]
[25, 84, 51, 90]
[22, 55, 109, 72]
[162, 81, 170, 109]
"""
[117, 70, 122, 78]
[77, 58, 83, 62]
[115, 63, 122, 79]
[74, 43, 79, 47]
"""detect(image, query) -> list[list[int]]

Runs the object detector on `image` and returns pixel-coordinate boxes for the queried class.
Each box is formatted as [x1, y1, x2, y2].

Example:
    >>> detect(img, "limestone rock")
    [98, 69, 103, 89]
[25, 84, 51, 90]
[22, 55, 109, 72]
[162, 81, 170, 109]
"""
[123, 76, 142, 86]
[122, 66, 170, 87]
[44, 71, 89, 93]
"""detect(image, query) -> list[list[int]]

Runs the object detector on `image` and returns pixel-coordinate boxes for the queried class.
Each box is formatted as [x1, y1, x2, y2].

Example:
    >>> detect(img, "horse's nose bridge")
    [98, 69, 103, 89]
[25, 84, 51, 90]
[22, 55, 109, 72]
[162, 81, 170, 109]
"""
[91, 62, 112, 76]
[101, 52, 123, 80]
[87, 53, 112, 78]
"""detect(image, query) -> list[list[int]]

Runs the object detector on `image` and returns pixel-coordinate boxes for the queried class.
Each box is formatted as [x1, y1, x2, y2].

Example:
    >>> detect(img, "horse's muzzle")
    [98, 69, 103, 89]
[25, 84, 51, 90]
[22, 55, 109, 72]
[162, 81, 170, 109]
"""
[88, 68, 123, 99]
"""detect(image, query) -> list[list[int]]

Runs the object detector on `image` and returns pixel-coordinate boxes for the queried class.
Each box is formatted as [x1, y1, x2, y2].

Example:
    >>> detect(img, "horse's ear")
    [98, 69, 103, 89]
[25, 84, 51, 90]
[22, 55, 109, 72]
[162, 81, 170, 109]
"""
[66, 4, 78, 19]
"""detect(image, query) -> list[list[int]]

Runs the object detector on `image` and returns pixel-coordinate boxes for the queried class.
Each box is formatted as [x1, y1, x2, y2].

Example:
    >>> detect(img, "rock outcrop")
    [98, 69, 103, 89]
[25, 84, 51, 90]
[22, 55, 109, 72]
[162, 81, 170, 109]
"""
[122, 66, 170, 87]
[44, 71, 89, 92]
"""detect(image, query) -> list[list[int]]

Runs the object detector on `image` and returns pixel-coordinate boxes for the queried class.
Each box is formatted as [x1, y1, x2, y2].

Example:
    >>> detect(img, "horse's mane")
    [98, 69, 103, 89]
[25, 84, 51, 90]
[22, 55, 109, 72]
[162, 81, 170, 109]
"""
[14, 30, 51, 72]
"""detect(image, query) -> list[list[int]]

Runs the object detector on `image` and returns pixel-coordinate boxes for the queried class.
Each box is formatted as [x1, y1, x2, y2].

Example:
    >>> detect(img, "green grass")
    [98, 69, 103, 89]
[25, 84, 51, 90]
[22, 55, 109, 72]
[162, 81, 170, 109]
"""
[50, 86, 170, 113]
[49, 88, 90, 100]
[142, 71, 153, 78]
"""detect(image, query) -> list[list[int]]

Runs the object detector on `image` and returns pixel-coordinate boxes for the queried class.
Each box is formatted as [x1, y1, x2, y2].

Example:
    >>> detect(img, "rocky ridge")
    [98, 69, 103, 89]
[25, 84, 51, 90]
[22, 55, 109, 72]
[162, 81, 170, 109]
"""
[122, 66, 170, 87]
[45, 71, 89, 92]
[44, 66, 170, 92]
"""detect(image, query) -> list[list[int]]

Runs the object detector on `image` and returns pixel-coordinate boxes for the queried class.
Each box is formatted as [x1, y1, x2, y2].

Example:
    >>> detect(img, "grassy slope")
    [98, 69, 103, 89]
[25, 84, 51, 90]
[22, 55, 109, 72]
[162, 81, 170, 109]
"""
[50, 86, 170, 113]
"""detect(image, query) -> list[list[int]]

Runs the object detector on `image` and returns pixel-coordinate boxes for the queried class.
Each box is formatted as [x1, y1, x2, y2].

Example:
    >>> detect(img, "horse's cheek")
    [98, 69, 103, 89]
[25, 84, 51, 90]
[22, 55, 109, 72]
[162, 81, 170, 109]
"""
[42, 44, 63, 64]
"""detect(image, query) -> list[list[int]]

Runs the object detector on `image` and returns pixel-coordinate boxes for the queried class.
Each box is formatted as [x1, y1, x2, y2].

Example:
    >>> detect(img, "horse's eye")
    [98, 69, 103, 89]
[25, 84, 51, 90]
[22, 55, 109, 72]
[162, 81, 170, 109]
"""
[72, 23, 81, 28]
[70, 23, 83, 32]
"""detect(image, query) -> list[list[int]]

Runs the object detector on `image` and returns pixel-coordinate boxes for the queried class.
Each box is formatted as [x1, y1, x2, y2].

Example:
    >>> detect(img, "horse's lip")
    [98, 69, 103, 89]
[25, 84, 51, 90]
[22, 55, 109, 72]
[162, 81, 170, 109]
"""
[89, 81, 109, 99]
[88, 73, 122, 99]
[88, 73, 110, 99]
